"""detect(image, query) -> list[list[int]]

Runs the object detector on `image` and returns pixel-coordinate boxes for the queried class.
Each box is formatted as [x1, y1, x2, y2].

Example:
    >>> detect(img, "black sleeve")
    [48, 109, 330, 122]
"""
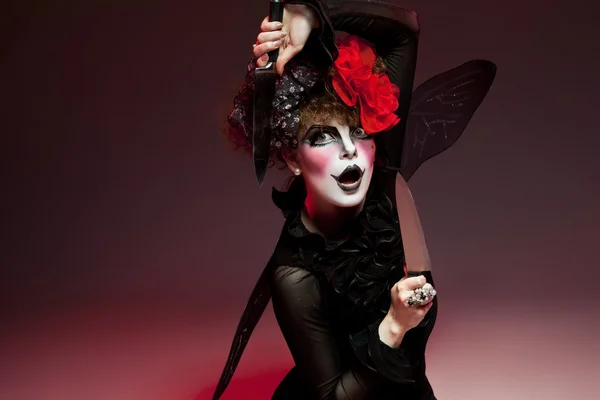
[349, 271, 438, 383]
[272, 265, 422, 399]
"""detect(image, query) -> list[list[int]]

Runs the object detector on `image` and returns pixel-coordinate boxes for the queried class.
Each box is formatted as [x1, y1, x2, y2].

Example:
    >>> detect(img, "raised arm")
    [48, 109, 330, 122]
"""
[315, 0, 419, 170]
[285, 0, 418, 103]
[255, 0, 419, 170]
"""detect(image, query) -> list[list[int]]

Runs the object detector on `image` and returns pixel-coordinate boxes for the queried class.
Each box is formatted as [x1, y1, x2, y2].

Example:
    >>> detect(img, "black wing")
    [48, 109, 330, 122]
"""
[210, 260, 275, 400]
[400, 59, 497, 181]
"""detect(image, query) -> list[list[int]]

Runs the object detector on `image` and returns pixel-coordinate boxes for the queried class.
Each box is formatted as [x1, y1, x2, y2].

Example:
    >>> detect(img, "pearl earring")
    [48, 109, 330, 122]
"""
[295, 168, 301, 176]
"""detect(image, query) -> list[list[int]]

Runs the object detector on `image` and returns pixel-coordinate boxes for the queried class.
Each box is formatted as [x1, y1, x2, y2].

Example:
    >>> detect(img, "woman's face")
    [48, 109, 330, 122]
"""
[293, 120, 376, 208]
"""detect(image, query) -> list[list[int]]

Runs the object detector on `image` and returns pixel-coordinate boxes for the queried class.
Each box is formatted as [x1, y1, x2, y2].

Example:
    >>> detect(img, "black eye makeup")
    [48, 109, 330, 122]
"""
[302, 125, 371, 147]
[304, 125, 339, 147]
[351, 127, 370, 139]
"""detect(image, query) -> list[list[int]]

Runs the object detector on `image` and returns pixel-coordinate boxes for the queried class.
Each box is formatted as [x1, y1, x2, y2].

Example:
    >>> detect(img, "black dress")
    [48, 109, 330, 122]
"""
[268, 171, 438, 400]
[212, 1, 496, 399]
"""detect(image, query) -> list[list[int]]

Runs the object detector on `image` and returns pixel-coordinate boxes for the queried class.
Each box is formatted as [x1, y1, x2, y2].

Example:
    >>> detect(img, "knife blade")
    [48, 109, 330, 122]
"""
[395, 173, 432, 275]
[253, 0, 285, 186]
[395, 172, 435, 323]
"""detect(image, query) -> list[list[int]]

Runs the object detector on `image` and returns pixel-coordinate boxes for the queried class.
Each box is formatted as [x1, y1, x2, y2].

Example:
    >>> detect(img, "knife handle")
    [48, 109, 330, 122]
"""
[268, 0, 285, 63]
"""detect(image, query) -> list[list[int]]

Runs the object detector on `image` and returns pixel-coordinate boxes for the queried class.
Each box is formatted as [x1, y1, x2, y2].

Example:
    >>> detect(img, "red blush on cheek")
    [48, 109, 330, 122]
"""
[356, 141, 376, 162]
[299, 146, 338, 175]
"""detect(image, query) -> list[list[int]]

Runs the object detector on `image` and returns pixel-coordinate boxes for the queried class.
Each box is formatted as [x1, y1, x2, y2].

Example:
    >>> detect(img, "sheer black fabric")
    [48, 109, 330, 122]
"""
[270, 240, 437, 400]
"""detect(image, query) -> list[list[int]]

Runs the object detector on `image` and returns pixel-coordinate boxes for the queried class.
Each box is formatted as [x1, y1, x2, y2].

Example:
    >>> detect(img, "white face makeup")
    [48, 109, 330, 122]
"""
[295, 120, 376, 208]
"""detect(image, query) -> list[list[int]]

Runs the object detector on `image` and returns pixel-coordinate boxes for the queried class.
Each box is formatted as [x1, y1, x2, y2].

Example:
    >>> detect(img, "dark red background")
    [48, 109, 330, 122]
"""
[2, 0, 599, 399]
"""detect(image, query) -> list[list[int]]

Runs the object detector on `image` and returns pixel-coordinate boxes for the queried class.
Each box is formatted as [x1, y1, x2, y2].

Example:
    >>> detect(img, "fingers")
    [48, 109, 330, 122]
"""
[388, 278, 435, 331]
[254, 16, 286, 62]
[256, 54, 269, 68]
[260, 16, 284, 32]
[275, 44, 303, 75]
[402, 275, 428, 291]
[393, 278, 435, 307]
[415, 293, 435, 307]
[253, 39, 283, 59]
[399, 291, 434, 310]
[396, 288, 429, 305]
[398, 289, 413, 305]
[422, 299, 434, 312]
[415, 301, 434, 317]
[257, 30, 287, 44]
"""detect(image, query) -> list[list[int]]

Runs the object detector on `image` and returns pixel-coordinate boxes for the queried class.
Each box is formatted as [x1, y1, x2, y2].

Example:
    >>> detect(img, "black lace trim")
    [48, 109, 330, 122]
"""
[271, 169, 404, 314]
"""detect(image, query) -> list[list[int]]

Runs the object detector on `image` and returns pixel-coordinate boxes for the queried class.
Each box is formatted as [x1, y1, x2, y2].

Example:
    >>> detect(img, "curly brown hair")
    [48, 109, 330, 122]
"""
[298, 91, 360, 135]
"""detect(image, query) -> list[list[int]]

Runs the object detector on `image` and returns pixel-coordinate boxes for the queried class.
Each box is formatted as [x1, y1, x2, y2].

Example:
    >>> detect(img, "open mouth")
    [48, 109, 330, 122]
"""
[330, 165, 364, 192]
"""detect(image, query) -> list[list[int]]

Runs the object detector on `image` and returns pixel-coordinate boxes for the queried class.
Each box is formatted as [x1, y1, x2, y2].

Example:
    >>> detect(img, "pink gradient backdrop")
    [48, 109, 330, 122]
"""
[2, 0, 599, 399]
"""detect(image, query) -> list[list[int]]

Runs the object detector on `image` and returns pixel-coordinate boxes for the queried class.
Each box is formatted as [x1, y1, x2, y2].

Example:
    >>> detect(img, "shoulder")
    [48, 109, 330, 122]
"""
[272, 265, 318, 292]
[271, 265, 324, 309]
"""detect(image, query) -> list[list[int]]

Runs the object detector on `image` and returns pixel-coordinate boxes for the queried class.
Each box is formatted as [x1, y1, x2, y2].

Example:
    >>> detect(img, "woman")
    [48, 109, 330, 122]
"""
[213, 1, 496, 399]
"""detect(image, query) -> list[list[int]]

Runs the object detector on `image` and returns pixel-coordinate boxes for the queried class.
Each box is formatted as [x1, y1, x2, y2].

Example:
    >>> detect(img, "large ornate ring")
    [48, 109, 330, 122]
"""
[407, 286, 437, 307]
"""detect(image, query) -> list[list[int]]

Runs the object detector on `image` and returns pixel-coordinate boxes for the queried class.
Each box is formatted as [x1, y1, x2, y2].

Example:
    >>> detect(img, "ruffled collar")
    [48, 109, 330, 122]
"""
[271, 170, 405, 314]
[272, 177, 357, 250]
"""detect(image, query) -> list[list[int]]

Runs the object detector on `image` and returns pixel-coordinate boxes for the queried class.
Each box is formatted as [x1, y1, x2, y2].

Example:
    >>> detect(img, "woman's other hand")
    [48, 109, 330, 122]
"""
[253, 4, 320, 75]
[379, 274, 435, 348]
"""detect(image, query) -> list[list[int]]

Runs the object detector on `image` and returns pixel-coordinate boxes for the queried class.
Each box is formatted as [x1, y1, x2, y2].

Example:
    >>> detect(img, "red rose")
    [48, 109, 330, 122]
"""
[331, 35, 401, 134]
[359, 73, 401, 133]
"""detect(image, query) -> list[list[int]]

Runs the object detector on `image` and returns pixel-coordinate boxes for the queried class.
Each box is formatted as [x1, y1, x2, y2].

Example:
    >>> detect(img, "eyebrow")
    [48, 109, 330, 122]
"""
[308, 124, 338, 130]
[304, 124, 339, 137]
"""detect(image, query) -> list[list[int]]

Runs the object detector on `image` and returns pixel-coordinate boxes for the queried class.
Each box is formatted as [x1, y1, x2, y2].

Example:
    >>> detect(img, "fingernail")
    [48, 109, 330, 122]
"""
[274, 22, 283, 28]
[280, 31, 288, 37]
[272, 39, 282, 46]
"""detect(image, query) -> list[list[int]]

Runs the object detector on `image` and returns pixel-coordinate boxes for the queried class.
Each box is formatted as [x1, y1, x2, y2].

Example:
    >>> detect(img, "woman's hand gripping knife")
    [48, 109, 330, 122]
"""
[253, 4, 320, 74]
[378, 267, 436, 348]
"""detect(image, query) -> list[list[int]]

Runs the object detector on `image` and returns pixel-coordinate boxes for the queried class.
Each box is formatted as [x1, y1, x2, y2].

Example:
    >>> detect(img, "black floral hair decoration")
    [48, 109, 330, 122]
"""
[227, 57, 326, 152]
